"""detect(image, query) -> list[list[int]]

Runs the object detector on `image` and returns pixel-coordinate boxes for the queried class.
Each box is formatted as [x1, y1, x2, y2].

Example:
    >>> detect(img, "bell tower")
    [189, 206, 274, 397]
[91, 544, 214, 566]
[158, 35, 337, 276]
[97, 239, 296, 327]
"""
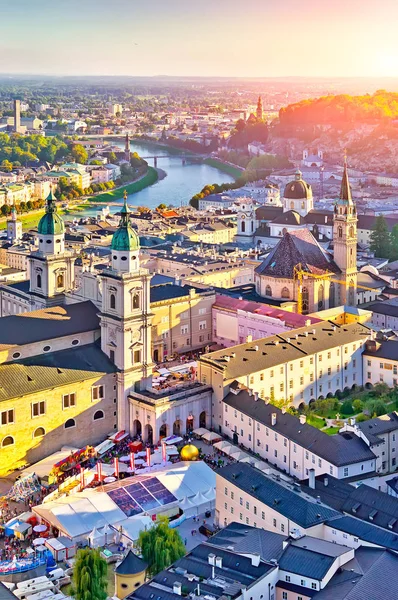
[29, 189, 75, 308]
[99, 192, 154, 430]
[124, 133, 130, 162]
[333, 157, 357, 305]
[256, 96, 263, 120]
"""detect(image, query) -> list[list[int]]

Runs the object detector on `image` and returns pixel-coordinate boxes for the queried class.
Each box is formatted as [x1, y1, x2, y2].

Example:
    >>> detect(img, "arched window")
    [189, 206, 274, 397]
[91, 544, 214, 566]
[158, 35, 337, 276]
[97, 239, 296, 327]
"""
[290, 201, 294, 210]
[338, 226, 343, 238]
[93, 410, 104, 421]
[110, 293, 116, 309]
[64, 418, 75, 429]
[302, 286, 309, 314]
[33, 427, 45, 438]
[57, 273, 64, 289]
[133, 293, 140, 309]
[37, 274, 42, 289]
[349, 225, 355, 238]
[241, 220, 245, 233]
[265, 285, 272, 297]
[2, 436, 14, 447]
[301, 201, 305, 209]
[318, 284, 324, 310]
[281, 287, 290, 299]
[348, 280, 355, 306]
[329, 282, 335, 308]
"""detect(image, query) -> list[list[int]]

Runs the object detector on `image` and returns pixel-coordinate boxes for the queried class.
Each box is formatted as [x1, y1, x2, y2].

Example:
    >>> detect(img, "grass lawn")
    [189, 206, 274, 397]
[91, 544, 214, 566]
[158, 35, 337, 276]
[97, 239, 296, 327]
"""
[0, 208, 67, 231]
[306, 414, 326, 430]
[323, 426, 341, 436]
[93, 167, 158, 203]
[203, 158, 243, 179]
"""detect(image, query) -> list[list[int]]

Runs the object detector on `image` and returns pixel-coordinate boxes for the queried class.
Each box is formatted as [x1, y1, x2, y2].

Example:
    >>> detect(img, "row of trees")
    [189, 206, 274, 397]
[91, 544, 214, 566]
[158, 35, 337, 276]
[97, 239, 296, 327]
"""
[369, 215, 398, 259]
[0, 198, 46, 216]
[0, 132, 69, 166]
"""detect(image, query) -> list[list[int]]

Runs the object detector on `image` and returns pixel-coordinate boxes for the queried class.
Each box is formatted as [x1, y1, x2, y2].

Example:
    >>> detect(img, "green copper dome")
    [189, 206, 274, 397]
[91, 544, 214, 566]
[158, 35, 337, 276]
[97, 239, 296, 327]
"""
[111, 192, 140, 252]
[38, 189, 65, 236]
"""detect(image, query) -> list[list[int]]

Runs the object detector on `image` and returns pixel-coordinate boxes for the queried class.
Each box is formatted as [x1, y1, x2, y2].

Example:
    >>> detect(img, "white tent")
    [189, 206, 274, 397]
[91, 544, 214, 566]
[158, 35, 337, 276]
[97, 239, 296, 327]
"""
[230, 450, 251, 461]
[94, 440, 115, 456]
[99, 523, 115, 545]
[213, 440, 233, 452]
[88, 527, 103, 548]
[192, 428, 208, 437]
[202, 431, 222, 443]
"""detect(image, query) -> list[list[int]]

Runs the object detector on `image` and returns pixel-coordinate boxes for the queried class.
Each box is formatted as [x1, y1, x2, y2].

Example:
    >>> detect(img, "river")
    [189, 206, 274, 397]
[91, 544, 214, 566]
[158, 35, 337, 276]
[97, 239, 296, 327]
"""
[66, 140, 234, 219]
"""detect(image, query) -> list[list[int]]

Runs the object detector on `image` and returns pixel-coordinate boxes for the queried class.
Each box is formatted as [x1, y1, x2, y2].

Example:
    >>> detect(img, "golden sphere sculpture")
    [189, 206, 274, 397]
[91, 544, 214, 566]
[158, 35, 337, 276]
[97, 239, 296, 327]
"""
[180, 444, 199, 461]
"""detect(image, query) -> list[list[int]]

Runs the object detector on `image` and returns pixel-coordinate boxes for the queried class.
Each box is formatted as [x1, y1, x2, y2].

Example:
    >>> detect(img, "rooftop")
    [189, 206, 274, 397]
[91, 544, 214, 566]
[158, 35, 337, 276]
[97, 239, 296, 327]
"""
[200, 321, 371, 380]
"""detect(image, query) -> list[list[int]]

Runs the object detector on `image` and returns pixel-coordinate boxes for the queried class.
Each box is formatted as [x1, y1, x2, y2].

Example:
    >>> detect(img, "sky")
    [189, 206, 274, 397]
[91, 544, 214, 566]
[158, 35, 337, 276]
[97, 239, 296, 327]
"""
[1, 0, 398, 78]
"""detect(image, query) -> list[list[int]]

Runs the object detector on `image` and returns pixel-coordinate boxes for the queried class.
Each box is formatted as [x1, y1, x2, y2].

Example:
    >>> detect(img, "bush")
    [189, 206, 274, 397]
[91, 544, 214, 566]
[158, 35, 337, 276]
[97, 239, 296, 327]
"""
[356, 413, 370, 422]
[341, 400, 354, 415]
[352, 399, 363, 413]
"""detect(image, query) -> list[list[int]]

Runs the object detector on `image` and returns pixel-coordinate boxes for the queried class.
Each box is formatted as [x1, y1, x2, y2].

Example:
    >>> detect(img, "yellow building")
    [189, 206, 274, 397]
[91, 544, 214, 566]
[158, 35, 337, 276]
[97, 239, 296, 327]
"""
[0, 302, 116, 475]
[114, 550, 147, 599]
[150, 283, 215, 362]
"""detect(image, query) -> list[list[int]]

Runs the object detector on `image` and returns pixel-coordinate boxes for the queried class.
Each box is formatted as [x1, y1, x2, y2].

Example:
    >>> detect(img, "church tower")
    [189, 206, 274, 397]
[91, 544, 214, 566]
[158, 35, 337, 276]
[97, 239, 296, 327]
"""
[256, 96, 263, 120]
[333, 158, 357, 305]
[7, 203, 22, 243]
[29, 189, 75, 308]
[99, 192, 153, 430]
[124, 133, 130, 162]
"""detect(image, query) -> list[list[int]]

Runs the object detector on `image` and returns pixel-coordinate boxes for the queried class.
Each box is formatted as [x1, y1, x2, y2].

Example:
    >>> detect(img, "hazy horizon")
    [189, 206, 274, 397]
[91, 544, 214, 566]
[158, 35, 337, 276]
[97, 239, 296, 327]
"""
[2, 0, 398, 79]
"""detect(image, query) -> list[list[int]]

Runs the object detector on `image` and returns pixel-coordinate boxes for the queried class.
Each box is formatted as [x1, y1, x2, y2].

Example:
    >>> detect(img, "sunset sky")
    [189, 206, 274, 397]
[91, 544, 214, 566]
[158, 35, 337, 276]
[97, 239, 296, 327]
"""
[1, 0, 398, 77]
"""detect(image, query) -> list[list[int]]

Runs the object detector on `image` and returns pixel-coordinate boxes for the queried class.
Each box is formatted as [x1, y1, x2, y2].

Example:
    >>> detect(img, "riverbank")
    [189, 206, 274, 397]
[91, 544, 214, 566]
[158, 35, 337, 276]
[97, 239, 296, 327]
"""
[203, 158, 243, 179]
[90, 167, 158, 203]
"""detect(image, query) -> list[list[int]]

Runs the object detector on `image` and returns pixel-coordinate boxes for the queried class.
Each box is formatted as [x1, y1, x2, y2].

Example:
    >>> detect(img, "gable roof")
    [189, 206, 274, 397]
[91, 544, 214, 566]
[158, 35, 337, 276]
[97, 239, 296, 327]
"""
[278, 545, 335, 580]
[0, 302, 100, 351]
[326, 515, 398, 552]
[218, 463, 339, 529]
[255, 229, 339, 278]
[223, 388, 375, 467]
[207, 522, 286, 561]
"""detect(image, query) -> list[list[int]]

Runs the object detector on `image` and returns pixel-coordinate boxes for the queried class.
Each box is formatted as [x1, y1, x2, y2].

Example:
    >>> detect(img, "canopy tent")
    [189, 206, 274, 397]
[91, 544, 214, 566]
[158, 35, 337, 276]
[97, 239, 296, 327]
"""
[109, 430, 129, 443]
[240, 456, 270, 471]
[202, 431, 222, 443]
[88, 527, 103, 548]
[192, 428, 209, 437]
[94, 440, 115, 456]
[163, 435, 183, 445]
[230, 450, 251, 461]
[166, 446, 179, 456]
[21, 447, 79, 480]
[213, 440, 233, 452]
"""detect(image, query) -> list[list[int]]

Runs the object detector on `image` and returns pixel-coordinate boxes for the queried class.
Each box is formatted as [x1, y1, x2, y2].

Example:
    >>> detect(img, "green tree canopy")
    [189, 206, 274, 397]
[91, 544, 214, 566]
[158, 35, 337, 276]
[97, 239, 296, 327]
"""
[137, 517, 186, 577]
[369, 215, 392, 258]
[71, 548, 107, 600]
[71, 144, 88, 164]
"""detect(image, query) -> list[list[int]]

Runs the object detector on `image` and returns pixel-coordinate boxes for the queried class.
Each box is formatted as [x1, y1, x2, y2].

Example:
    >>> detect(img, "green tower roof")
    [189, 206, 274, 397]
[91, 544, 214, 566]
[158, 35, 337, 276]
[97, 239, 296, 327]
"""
[111, 192, 140, 252]
[37, 189, 65, 236]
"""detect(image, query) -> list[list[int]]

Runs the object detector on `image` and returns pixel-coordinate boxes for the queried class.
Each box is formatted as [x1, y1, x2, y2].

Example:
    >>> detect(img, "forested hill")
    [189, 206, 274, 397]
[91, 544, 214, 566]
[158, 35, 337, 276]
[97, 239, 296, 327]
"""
[279, 91, 398, 125]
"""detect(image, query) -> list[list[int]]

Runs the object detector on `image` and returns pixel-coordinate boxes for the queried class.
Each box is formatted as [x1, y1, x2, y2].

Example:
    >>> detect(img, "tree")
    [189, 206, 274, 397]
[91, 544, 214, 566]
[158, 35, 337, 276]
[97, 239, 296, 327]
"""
[391, 224, 398, 261]
[157, 203, 167, 210]
[71, 548, 107, 600]
[108, 152, 117, 164]
[1, 159, 13, 172]
[71, 144, 88, 165]
[352, 399, 363, 413]
[137, 516, 186, 577]
[369, 216, 392, 258]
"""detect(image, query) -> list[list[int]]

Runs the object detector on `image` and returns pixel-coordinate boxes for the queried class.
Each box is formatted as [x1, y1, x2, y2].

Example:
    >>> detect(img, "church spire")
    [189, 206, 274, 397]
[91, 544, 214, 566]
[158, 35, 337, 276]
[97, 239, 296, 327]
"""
[125, 133, 130, 162]
[339, 153, 353, 205]
[256, 95, 263, 120]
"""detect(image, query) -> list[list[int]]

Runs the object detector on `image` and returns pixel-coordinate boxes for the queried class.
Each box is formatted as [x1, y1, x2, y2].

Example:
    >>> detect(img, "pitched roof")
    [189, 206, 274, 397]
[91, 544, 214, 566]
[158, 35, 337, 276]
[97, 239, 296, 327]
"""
[223, 388, 375, 466]
[207, 522, 286, 561]
[367, 302, 398, 317]
[0, 302, 100, 351]
[355, 412, 398, 444]
[201, 321, 371, 380]
[218, 463, 339, 528]
[255, 229, 339, 278]
[278, 545, 335, 579]
[115, 549, 147, 575]
[0, 344, 115, 402]
[327, 515, 398, 551]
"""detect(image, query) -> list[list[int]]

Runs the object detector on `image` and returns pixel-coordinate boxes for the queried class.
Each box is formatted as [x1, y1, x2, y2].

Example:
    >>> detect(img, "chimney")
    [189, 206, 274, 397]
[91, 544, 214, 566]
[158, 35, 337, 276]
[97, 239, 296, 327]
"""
[271, 413, 277, 426]
[312, 329, 316, 335]
[211, 566, 215, 580]
[231, 352, 236, 358]
[324, 477, 329, 487]
[250, 553, 260, 567]
[299, 414, 306, 425]
[173, 583, 182, 596]
[254, 391, 259, 401]
[208, 553, 216, 566]
[281, 407, 286, 414]
[316, 495, 322, 504]
[215, 556, 223, 568]
[309, 468, 316, 489]
[305, 319, 311, 327]
[350, 417, 356, 426]
[254, 345, 259, 351]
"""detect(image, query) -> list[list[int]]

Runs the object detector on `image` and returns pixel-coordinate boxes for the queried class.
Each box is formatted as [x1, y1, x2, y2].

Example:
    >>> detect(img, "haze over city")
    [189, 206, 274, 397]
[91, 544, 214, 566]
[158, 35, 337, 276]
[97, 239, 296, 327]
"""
[2, 0, 398, 77]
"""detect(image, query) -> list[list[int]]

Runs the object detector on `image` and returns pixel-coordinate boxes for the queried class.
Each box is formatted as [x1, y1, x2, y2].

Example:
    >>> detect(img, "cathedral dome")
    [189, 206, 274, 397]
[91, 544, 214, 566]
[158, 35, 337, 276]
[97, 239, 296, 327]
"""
[111, 194, 140, 252]
[37, 190, 65, 236]
[284, 170, 312, 200]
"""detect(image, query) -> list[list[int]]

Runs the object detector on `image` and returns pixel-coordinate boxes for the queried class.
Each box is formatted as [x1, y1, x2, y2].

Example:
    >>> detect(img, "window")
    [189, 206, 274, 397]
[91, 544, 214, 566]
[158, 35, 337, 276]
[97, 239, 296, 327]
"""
[32, 401, 45, 418]
[2, 435, 14, 447]
[199, 321, 207, 330]
[282, 594, 287, 600]
[57, 273, 64, 289]
[133, 350, 141, 364]
[281, 523, 285, 532]
[36, 273, 42, 289]
[240, 497, 243, 505]
[133, 294, 140, 309]
[273, 518, 276, 527]
[64, 418, 76, 429]
[281, 286, 289, 299]
[311, 583, 317, 590]
[300, 580, 306, 586]
[92, 385, 104, 401]
[93, 410, 104, 421]
[110, 349, 115, 363]
[13, 351, 21, 358]
[245, 517, 249, 524]
[285, 576, 291, 583]
[265, 285, 272, 297]
[110, 293, 116, 309]
[181, 324, 189, 335]
[246, 501, 250, 509]
[231, 507, 234, 514]
[1, 409, 14, 426]
[344, 467, 349, 477]
[63, 393, 76, 409]
[239, 513, 243, 521]
[33, 427, 45, 438]
[262, 511, 265, 520]
[199, 307, 207, 315]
